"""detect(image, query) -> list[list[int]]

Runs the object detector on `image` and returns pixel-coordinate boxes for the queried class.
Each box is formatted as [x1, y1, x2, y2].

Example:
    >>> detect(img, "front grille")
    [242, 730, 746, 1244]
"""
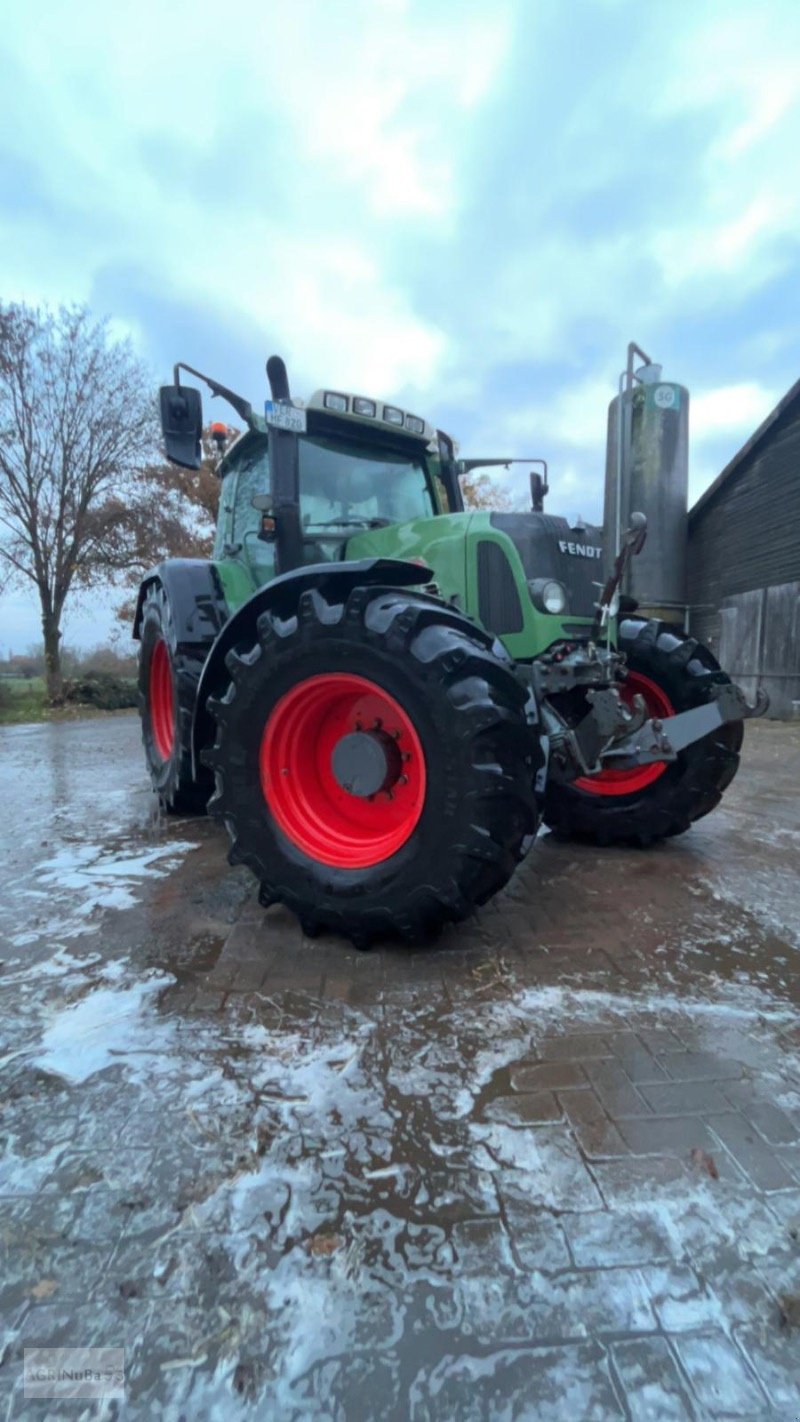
[477, 540, 524, 634]
[490, 513, 602, 621]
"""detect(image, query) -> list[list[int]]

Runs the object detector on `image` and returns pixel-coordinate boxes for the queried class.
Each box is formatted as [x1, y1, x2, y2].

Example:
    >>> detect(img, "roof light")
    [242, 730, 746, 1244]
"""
[383, 405, 404, 426]
[324, 391, 348, 413]
[353, 397, 377, 417]
[405, 414, 424, 435]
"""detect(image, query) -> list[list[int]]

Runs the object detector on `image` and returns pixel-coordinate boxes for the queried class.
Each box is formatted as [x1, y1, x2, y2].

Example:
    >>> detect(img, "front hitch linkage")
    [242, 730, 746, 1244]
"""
[587, 682, 769, 775]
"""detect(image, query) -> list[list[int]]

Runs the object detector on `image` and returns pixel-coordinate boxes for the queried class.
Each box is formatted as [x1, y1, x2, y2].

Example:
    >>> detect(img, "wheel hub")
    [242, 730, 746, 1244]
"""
[259, 672, 427, 868]
[331, 730, 402, 798]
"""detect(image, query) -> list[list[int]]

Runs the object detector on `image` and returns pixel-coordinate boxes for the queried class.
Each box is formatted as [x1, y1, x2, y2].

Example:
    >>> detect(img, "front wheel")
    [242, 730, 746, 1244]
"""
[543, 618, 743, 846]
[204, 585, 543, 946]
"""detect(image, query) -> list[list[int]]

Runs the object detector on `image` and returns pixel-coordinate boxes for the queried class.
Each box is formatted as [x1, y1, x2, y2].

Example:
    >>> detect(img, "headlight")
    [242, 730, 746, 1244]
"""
[405, 414, 424, 434]
[383, 405, 404, 425]
[353, 397, 376, 417]
[528, 578, 568, 615]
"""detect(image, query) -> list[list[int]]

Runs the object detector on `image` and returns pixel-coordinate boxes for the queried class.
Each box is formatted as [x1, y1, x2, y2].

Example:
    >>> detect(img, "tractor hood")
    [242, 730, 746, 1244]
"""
[490, 512, 604, 622]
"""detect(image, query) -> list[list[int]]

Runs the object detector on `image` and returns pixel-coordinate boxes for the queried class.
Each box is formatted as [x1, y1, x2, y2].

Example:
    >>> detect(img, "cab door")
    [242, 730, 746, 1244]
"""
[222, 436, 276, 588]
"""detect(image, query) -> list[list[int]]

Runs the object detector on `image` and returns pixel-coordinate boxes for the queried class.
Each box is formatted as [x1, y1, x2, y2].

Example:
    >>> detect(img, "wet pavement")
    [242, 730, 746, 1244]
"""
[1, 713, 800, 1420]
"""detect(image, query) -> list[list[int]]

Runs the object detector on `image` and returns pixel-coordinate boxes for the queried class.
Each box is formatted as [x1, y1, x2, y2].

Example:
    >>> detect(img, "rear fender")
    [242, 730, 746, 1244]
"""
[192, 556, 433, 775]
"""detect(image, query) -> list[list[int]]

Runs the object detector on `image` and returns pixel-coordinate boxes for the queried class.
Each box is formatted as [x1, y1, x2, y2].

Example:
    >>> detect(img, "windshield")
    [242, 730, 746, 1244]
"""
[298, 436, 435, 530]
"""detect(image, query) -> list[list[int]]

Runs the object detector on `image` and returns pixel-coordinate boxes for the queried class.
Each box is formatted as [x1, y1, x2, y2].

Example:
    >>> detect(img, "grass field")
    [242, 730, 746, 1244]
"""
[0, 676, 137, 726]
[0, 677, 49, 724]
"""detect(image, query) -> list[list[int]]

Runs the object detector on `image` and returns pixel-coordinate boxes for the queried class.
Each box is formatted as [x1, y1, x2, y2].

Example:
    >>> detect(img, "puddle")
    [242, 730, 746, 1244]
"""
[0, 715, 201, 950]
[1, 936, 799, 1415]
[4, 836, 201, 949]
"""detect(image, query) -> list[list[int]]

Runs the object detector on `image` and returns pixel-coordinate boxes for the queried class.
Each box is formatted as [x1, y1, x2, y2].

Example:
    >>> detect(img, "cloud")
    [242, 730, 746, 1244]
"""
[2, 0, 800, 646]
[691, 382, 779, 441]
[687, 381, 781, 506]
[501, 376, 616, 451]
[0, 0, 513, 403]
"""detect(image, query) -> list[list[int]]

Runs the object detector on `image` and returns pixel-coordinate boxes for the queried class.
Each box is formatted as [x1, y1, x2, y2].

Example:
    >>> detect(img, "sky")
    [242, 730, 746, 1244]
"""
[1, 0, 799, 652]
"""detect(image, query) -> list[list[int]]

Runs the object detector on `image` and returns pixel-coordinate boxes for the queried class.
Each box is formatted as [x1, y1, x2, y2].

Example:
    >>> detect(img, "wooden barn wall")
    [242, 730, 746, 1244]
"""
[688, 401, 800, 655]
[717, 582, 800, 717]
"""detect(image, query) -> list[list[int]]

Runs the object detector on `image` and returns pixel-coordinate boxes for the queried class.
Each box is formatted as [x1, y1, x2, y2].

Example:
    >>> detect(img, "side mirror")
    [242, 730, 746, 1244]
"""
[159, 384, 202, 469]
[530, 472, 546, 511]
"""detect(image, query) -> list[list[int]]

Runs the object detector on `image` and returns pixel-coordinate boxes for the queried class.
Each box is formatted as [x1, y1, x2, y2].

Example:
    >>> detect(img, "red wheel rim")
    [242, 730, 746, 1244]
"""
[150, 639, 175, 761]
[575, 670, 674, 796]
[260, 673, 427, 868]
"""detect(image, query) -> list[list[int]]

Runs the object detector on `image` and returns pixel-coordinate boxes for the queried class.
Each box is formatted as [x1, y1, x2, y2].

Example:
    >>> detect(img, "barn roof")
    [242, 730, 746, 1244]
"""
[689, 374, 800, 522]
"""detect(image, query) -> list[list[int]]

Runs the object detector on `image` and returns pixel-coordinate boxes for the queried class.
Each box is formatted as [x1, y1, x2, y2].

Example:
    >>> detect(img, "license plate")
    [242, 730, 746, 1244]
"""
[265, 400, 307, 433]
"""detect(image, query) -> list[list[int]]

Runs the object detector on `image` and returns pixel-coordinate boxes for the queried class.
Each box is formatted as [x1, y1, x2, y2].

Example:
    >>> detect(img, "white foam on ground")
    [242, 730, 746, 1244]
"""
[31, 972, 176, 1083]
[166, 968, 800, 1413]
[6, 838, 199, 946]
[6, 943, 799, 1415]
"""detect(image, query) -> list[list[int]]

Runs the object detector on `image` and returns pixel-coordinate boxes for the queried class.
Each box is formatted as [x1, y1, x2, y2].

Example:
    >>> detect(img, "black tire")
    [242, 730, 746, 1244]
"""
[204, 584, 543, 947]
[543, 617, 743, 846]
[137, 582, 210, 815]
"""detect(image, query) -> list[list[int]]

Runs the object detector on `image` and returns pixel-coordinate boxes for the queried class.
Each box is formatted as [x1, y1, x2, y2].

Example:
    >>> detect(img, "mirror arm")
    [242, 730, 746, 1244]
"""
[459, 458, 513, 474]
[173, 362, 253, 425]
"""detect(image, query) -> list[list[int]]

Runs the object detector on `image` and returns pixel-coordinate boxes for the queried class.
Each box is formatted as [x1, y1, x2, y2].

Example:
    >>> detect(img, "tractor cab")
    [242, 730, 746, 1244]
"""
[213, 400, 451, 588]
[160, 358, 463, 590]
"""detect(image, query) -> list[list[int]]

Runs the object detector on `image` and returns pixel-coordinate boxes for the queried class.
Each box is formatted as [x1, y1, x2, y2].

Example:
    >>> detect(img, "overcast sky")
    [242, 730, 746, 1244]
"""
[2, 0, 799, 652]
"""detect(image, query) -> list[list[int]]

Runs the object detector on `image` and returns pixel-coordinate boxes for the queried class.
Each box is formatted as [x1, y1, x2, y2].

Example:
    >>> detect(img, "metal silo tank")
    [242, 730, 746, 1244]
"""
[603, 376, 689, 622]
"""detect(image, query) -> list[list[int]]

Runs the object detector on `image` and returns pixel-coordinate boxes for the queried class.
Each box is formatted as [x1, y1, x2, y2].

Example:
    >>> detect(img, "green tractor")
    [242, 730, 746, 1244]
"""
[134, 355, 762, 946]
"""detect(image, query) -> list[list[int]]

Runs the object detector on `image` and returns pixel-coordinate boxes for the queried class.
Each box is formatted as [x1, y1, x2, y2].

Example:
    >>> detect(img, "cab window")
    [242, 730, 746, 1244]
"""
[298, 436, 435, 532]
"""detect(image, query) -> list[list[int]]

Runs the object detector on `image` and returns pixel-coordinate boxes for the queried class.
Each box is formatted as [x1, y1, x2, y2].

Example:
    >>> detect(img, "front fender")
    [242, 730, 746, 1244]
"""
[132, 559, 227, 646]
[191, 556, 433, 774]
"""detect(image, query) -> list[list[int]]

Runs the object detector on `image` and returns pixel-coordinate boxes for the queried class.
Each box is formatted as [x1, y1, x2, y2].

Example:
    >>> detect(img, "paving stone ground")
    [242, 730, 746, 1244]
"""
[1, 716, 799, 1419]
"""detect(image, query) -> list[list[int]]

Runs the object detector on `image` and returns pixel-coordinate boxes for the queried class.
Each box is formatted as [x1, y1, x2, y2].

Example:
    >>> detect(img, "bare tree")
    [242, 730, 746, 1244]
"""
[0, 303, 158, 700]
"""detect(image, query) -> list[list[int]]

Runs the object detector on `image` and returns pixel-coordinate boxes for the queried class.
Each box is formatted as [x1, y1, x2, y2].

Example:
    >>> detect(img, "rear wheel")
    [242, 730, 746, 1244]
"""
[543, 618, 743, 845]
[138, 582, 210, 814]
[204, 584, 543, 946]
